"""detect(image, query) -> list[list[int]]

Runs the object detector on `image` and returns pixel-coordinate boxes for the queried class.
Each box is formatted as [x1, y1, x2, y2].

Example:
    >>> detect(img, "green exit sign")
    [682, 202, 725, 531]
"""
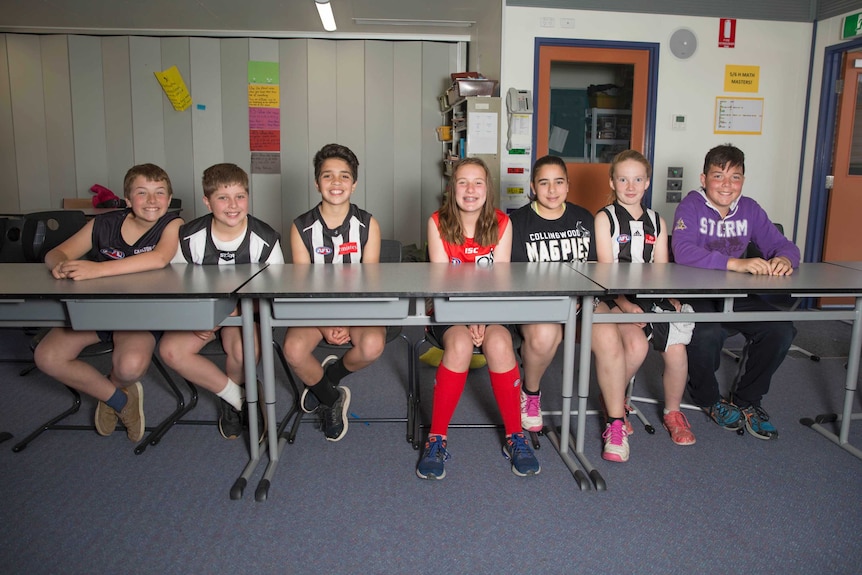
[843, 12, 862, 39]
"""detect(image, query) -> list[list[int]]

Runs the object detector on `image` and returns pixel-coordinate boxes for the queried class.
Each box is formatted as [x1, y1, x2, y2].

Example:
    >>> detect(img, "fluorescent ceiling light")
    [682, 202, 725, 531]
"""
[353, 18, 474, 28]
[315, 0, 337, 32]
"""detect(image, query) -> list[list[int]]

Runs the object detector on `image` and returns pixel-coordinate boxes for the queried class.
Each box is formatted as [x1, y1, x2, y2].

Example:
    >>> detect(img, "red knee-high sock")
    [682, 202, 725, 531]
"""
[430, 363, 468, 436]
[490, 365, 523, 436]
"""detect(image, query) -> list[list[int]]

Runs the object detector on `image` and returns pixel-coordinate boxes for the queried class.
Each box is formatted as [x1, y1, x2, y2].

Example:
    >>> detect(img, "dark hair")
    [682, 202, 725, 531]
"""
[123, 164, 172, 199]
[202, 163, 249, 198]
[532, 155, 568, 184]
[314, 143, 359, 182]
[609, 149, 652, 180]
[437, 157, 499, 247]
[703, 144, 745, 175]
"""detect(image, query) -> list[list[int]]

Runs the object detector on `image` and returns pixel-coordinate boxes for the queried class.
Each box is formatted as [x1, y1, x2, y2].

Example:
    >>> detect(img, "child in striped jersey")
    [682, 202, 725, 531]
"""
[593, 150, 694, 463]
[282, 144, 385, 442]
[160, 163, 283, 441]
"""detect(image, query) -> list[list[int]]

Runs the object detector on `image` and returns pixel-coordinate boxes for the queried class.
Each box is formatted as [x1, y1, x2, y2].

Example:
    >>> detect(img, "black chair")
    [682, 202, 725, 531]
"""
[273, 239, 416, 445]
[21, 210, 88, 263]
[12, 210, 187, 455]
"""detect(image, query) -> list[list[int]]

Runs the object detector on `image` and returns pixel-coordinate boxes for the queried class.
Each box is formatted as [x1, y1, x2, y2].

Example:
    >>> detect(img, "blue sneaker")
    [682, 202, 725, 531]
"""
[416, 435, 450, 480]
[741, 404, 779, 440]
[706, 398, 743, 431]
[502, 432, 541, 476]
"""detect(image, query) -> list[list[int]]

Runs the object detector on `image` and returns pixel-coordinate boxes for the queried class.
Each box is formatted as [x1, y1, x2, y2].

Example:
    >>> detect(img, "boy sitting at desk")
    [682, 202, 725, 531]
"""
[159, 163, 284, 440]
[671, 144, 799, 440]
[282, 143, 385, 442]
[34, 163, 183, 442]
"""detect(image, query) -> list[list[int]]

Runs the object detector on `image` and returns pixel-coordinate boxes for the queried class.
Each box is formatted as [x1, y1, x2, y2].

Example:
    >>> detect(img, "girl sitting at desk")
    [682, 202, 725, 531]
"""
[594, 150, 694, 463]
[416, 157, 540, 480]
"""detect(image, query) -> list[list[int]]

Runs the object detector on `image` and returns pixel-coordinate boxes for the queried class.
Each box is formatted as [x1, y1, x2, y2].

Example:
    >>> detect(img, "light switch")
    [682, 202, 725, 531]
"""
[672, 115, 686, 130]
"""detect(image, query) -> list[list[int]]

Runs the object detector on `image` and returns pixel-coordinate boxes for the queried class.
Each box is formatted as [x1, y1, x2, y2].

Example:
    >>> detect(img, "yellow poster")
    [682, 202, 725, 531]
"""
[154, 66, 192, 111]
[724, 65, 760, 93]
[249, 84, 280, 108]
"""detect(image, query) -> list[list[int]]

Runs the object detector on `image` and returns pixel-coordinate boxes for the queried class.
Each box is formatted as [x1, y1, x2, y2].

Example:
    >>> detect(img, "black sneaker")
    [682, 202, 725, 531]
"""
[300, 355, 338, 413]
[218, 398, 242, 440]
[319, 386, 351, 442]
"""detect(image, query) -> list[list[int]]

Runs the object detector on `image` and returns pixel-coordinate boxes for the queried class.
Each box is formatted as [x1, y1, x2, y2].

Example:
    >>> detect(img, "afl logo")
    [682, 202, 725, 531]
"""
[449, 257, 462, 265]
[616, 234, 631, 244]
[315, 246, 333, 255]
[100, 248, 126, 259]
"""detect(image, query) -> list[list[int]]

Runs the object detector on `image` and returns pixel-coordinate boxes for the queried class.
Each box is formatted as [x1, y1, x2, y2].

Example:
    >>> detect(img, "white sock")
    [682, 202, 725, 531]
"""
[216, 378, 244, 411]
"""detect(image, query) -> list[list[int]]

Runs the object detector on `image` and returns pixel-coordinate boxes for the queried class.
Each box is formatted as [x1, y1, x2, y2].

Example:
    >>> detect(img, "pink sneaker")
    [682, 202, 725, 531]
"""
[663, 410, 696, 446]
[602, 419, 630, 462]
[520, 390, 543, 432]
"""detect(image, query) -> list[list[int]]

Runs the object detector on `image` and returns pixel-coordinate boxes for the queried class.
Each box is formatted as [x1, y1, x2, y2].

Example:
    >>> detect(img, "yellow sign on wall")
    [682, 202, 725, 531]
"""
[724, 65, 760, 93]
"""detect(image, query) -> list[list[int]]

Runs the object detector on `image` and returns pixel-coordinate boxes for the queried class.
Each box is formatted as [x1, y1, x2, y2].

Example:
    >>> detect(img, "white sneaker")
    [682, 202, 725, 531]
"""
[520, 390, 543, 432]
[601, 419, 630, 463]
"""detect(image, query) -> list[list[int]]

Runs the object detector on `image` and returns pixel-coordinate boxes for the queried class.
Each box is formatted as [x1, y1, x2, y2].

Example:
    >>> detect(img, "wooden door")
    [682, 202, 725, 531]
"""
[536, 44, 654, 215]
[823, 52, 862, 262]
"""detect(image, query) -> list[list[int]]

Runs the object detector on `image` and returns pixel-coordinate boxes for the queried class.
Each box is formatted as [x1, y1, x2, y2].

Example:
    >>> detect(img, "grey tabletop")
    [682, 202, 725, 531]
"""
[0, 263, 266, 299]
[568, 261, 862, 296]
[237, 262, 606, 298]
[826, 261, 862, 273]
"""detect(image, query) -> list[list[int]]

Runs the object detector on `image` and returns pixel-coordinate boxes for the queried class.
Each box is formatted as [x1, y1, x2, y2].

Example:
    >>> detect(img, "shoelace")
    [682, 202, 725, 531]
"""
[714, 402, 738, 422]
[602, 421, 627, 445]
[425, 439, 450, 462]
[665, 411, 691, 429]
[524, 395, 540, 417]
[509, 433, 532, 456]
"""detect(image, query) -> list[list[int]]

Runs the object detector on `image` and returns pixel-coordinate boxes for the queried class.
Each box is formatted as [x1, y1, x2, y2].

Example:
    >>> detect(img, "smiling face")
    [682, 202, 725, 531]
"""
[126, 176, 170, 222]
[610, 158, 650, 209]
[315, 158, 357, 207]
[700, 163, 745, 217]
[452, 162, 488, 214]
[204, 183, 248, 230]
[531, 163, 568, 216]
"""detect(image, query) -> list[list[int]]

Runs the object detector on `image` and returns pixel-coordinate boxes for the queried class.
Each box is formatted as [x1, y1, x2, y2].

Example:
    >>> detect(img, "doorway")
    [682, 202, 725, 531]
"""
[805, 39, 862, 306]
[534, 39, 658, 215]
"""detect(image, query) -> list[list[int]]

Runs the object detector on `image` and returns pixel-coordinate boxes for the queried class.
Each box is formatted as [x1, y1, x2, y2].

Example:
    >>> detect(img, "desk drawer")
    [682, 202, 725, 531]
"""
[66, 298, 237, 331]
[0, 299, 68, 323]
[432, 296, 571, 323]
[272, 297, 409, 320]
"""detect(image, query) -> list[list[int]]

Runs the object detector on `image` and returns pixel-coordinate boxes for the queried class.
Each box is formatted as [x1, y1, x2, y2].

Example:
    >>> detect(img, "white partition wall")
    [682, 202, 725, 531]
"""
[0, 34, 460, 254]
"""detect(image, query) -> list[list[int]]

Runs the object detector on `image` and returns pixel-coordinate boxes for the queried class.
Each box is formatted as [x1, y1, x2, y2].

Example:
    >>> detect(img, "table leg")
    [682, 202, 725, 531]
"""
[231, 297, 264, 500]
[544, 296, 595, 491]
[801, 295, 862, 459]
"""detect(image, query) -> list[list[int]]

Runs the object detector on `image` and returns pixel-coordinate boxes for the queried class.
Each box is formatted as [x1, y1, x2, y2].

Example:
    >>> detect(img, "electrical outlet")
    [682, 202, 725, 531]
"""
[667, 179, 682, 191]
[666, 191, 682, 203]
[667, 166, 684, 178]
[560, 18, 575, 28]
[540, 17, 555, 28]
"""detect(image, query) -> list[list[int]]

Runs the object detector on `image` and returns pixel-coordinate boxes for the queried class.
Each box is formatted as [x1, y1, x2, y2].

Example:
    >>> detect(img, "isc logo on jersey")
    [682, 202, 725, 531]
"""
[338, 242, 359, 255]
[315, 246, 333, 256]
[100, 248, 125, 259]
[616, 234, 631, 244]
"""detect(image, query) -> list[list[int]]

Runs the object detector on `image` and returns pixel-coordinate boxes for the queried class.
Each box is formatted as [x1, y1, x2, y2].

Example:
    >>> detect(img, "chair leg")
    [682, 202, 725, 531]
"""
[13, 385, 82, 452]
[134, 355, 197, 455]
[272, 341, 302, 444]
[625, 376, 657, 434]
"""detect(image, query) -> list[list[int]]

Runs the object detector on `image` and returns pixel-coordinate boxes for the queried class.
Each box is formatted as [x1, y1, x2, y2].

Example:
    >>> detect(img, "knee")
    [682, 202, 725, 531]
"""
[760, 322, 797, 352]
[523, 328, 561, 358]
[356, 331, 386, 362]
[158, 340, 181, 367]
[690, 323, 724, 349]
[113, 353, 151, 381]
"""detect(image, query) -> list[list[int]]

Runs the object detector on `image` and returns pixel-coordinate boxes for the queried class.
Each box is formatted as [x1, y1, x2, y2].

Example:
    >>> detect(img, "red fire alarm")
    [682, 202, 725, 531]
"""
[719, 18, 736, 48]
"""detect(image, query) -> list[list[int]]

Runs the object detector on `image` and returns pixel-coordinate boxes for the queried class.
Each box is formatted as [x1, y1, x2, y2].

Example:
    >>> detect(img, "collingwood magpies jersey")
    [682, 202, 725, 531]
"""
[510, 201, 595, 263]
[598, 201, 661, 263]
[294, 203, 372, 263]
[91, 209, 181, 261]
[174, 214, 283, 265]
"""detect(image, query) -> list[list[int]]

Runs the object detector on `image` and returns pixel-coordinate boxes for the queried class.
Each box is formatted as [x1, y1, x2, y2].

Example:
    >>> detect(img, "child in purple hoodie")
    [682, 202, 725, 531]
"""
[671, 144, 799, 440]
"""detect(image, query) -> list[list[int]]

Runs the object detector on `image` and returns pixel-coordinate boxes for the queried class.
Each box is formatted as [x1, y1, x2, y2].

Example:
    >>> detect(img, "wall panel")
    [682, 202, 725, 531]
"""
[248, 39, 281, 234]
[68, 35, 108, 204]
[392, 42, 422, 246]
[189, 36, 224, 218]
[0, 36, 17, 212]
[365, 40, 395, 240]
[161, 37, 195, 211]
[129, 37, 166, 168]
[279, 39, 310, 258]
[8, 34, 50, 211]
[40, 36, 76, 207]
[102, 36, 134, 196]
[307, 40, 338, 207]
